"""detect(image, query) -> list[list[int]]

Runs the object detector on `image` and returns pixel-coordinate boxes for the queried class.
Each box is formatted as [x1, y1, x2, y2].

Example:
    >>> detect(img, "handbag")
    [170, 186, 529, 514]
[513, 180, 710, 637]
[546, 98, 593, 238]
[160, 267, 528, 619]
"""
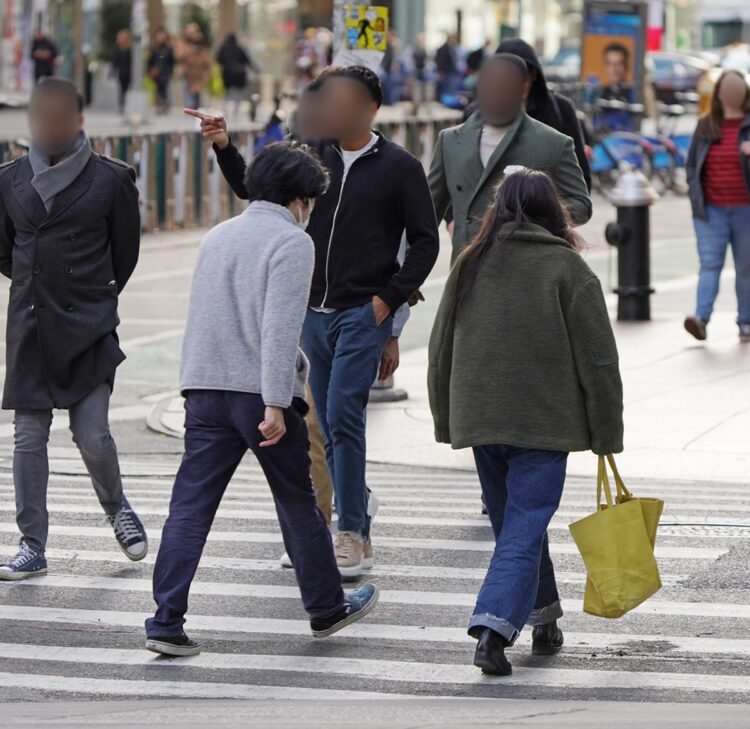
[569, 455, 663, 618]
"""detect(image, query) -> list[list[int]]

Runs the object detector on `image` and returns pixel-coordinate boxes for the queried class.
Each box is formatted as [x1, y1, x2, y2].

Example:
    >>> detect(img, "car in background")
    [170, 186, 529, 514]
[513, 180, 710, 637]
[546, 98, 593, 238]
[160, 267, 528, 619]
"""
[646, 51, 714, 104]
[543, 45, 581, 84]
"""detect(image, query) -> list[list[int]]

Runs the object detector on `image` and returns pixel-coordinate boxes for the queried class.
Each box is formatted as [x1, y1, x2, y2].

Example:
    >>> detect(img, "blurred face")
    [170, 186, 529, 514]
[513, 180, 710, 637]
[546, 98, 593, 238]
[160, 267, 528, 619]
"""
[318, 76, 378, 141]
[28, 91, 83, 157]
[477, 59, 525, 126]
[604, 49, 628, 85]
[718, 72, 749, 112]
[296, 90, 325, 140]
[155, 30, 167, 44]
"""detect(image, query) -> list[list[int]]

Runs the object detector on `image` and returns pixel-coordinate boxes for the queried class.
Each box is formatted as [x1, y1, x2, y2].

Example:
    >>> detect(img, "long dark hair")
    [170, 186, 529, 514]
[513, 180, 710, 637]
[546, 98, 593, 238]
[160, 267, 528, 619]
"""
[696, 69, 750, 142]
[456, 169, 582, 307]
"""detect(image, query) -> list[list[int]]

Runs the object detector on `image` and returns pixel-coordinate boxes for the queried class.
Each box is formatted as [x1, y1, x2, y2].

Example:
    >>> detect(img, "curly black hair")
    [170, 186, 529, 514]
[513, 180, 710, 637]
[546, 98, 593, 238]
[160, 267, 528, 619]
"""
[245, 141, 330, 207]
[324, 64, 383, 107]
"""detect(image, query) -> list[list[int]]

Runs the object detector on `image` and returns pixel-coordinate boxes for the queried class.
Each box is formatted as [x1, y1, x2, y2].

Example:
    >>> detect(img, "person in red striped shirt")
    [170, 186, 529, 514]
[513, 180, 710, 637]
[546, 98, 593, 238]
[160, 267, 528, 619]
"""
[685, 69, 750, 342]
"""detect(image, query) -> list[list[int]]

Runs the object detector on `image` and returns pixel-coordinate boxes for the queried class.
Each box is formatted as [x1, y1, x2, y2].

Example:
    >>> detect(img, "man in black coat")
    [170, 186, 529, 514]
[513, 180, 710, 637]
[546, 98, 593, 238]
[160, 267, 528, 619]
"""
[0, 78, 148, 580]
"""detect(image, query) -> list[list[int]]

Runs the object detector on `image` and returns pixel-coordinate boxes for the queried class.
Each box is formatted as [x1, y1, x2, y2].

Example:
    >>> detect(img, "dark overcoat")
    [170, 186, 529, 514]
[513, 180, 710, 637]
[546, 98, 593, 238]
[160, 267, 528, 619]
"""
[0, 151, 140, 410]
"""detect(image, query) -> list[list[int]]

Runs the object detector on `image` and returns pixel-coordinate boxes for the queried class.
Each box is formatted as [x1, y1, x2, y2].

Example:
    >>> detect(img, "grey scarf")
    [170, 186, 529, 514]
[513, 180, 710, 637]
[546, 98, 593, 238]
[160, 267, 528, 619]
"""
[29, 132, 92, 212]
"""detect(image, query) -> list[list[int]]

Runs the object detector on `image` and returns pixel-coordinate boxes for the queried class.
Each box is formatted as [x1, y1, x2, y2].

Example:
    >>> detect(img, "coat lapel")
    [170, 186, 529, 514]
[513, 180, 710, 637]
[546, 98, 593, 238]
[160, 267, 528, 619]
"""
[469, 113, 527, 209]
[11, 157, 48, 228]
[454, 113, 485, 190]
[42, 153, 96, 227]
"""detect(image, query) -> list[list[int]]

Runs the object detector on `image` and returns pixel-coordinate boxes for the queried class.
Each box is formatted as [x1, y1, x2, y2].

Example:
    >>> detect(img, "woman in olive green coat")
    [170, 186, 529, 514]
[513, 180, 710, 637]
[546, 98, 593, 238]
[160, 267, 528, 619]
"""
[428, 169, 624, 676]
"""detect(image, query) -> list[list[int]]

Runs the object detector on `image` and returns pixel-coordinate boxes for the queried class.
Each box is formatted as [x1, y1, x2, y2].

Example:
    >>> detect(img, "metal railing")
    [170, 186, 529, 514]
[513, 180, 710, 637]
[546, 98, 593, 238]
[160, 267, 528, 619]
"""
[0, 108, 460, 234]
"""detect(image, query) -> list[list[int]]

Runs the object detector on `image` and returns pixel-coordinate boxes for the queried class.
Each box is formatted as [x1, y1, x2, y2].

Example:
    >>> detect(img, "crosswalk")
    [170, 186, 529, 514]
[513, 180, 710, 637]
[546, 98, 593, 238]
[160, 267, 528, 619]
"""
[0, 449, 748, 703]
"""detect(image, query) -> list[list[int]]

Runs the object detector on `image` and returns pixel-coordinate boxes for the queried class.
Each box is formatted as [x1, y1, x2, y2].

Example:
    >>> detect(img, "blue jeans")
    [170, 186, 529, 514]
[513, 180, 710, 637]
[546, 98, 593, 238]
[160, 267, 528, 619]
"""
[468, 445, 567, 645]
[146, 391, 344, 637]
[694, 204, 750, 325]
[302, 303, 393, 540]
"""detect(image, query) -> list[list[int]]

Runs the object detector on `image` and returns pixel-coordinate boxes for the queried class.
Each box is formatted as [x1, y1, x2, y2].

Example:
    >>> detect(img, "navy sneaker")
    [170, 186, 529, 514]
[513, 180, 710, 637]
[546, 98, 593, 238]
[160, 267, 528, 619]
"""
[0, 542, 47, 581]
[145, 631, 201, 657]
[311, 583, 380, 638]
[106, 497, 148, 561]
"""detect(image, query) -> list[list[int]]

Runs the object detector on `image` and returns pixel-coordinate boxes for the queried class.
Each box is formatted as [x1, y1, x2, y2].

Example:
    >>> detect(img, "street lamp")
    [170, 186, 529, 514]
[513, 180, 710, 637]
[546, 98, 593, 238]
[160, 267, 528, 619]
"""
[126, 0, 149, 125]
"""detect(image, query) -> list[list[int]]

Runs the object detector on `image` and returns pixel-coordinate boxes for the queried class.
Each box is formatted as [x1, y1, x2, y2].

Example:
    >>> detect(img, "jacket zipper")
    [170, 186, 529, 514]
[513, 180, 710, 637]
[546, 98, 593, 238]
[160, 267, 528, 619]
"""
[320, 143, 378, 309]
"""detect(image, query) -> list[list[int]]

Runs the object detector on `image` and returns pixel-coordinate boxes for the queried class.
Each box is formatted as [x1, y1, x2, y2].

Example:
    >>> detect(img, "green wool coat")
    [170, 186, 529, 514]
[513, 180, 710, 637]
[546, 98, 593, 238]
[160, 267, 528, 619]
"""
[428, 223, 624, 455]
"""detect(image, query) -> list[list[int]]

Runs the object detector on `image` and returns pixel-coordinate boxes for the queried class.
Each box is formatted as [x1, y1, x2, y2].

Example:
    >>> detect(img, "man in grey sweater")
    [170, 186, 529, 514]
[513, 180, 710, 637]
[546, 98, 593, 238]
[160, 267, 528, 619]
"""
[144, 142, 379, 657]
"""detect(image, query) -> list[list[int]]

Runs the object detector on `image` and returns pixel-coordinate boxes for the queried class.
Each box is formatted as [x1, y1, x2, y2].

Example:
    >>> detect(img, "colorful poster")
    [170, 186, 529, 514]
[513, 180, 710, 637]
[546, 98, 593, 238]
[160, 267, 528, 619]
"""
[581, 1, 648, 131]
[343, 5, 389, 52]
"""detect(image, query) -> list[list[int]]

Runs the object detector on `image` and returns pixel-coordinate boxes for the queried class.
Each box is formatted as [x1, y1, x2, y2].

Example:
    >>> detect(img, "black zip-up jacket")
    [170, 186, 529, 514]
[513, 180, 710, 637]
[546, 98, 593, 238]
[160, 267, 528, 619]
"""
[214, 133, 439, 311]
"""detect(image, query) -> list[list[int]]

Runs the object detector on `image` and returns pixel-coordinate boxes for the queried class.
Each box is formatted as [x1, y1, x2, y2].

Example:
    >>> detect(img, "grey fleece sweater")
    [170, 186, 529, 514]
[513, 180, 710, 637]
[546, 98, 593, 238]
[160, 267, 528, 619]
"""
[180, 201, 314, 407]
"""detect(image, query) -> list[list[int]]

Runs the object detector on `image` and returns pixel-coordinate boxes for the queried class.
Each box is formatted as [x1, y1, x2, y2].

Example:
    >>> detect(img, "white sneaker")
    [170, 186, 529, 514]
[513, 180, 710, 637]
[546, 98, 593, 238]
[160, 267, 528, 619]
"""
[334, 531, 364, 579]
[363, 539, 374, 570]
[279, 551, 293, 569]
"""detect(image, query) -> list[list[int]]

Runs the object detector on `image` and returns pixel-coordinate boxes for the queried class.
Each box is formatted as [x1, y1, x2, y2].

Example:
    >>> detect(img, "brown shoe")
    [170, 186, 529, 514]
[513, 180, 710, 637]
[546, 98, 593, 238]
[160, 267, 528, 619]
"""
[684, 316, 707, 341]
[334, 531, 364, 579]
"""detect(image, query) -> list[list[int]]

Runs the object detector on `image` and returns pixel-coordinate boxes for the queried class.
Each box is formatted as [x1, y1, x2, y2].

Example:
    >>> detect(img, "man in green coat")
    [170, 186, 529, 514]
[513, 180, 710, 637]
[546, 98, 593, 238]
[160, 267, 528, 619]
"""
[429, 53, 592, 260]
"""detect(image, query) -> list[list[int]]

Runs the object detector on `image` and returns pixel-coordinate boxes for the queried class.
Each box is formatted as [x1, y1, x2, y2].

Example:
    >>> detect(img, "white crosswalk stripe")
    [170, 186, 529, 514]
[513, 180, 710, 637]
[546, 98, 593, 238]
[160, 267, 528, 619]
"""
[0, 460, 747, 703]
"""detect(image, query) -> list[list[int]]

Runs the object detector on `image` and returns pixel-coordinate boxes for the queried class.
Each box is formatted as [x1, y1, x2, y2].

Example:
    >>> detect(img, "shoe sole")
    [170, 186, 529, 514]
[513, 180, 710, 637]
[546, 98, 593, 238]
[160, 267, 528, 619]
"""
[312, 585, 380, 639]
[362, 556, 373, 570]
[0, 567, 47, 581]
[145, 639, 201, 657]
[684, 319, 707, 341]
[531, 642, 564, 656]
[337, 560, 364, 579]
[473, 656, 512, 676]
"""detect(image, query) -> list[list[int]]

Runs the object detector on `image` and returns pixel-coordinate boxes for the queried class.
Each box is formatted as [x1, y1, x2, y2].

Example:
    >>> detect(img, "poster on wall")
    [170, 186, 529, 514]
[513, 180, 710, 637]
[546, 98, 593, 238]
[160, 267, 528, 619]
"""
[333, 4, 389, 72]
[581, 0, 648, 132]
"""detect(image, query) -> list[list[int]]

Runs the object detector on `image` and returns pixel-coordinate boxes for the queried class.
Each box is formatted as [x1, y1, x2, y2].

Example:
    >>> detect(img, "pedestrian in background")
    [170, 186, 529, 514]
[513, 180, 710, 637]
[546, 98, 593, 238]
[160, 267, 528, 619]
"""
[177, 23, 212, 110]
[217, 33, 259, 116]
[148, 27, 175, 115]
[435, 33, 462, 102]
[145, 141, 379, 656]
[685, 69, 750, 343]
[428, 169, 624, 675]
[0, 78, 146, 580]
[112, 29, 133, 115]
[31, 30, 58, 83]
[429, 53, 592, 262]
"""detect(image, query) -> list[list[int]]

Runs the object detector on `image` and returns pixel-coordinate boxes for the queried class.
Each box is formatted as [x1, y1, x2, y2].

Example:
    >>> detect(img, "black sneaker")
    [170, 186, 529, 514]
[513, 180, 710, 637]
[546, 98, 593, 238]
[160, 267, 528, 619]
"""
[311, 583, 379, 638]
[531, 620, 565, 656]
[106, 496, 148, 561]
[472, 627, 512, 675]
[145, 632, 201, 656]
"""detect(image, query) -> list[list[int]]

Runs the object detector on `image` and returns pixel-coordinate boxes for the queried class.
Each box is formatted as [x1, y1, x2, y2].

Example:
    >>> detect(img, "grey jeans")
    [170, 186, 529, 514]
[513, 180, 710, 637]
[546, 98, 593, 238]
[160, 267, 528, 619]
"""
[13, 382, 123, 554]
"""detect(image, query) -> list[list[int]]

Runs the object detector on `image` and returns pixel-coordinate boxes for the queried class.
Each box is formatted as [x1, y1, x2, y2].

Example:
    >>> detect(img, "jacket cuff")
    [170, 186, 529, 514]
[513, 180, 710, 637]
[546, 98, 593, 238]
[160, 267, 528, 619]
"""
[378, 283, 407, 313]
[213, 138, 235, 157]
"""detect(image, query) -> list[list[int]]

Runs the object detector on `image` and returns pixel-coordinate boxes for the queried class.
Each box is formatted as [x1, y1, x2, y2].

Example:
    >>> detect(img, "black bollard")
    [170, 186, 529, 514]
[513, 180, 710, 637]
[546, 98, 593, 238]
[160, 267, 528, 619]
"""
[604, 165, 659, 321]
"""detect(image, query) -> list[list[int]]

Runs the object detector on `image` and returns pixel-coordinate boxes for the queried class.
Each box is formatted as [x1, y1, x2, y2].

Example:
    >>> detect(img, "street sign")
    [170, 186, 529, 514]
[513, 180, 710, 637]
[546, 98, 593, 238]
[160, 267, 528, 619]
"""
[332, 3, 389, 73]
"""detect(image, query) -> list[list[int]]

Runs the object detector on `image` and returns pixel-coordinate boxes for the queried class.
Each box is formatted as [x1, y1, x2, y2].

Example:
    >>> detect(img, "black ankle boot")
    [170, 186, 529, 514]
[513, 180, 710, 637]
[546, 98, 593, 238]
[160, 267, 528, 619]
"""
[531, 620, 564, 656]
[472, 627, 512, 675]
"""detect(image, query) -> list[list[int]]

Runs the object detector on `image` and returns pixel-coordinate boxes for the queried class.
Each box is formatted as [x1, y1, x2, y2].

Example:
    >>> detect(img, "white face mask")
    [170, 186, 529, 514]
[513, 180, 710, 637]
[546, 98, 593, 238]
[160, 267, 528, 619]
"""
[295, 199, 313, 231]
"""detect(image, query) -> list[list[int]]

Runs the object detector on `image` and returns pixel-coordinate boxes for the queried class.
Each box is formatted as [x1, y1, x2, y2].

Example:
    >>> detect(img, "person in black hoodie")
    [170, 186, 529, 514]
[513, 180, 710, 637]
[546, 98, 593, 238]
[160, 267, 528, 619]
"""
[187, 66, 439, 581]
[462, 39, 591, 192]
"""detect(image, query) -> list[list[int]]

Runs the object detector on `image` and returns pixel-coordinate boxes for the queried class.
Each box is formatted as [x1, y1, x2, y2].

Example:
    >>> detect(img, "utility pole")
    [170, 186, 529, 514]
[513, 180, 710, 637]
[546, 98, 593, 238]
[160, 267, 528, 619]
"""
[72, 0, 84, 93]
[126, 0, 149, 124]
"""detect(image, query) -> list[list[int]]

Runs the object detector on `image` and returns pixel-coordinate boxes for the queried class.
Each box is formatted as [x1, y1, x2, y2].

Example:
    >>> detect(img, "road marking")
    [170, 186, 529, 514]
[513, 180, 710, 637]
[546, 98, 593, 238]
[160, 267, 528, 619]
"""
[2, 548, 688, 586]
[0, 645, 746, 693]
[0, 523, 726, 559]
[8, 574, 745, 618]
[0, 672, 409, 701]
[0, 502, 744, 532]
[0, 606, 747, 656]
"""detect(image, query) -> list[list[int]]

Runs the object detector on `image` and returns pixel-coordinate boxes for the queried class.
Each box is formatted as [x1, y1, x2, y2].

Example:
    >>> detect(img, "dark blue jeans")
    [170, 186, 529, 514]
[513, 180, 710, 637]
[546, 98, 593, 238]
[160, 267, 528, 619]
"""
[302, 303, 393, 540]
[468, 445, 567, 645]
[146, 390, 344, 637]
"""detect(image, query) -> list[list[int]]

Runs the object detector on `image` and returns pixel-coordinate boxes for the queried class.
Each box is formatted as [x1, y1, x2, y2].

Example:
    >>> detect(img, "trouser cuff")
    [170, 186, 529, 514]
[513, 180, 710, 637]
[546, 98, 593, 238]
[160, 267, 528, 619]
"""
[526, 600, 564, 627]
[467, 613, 520, 646]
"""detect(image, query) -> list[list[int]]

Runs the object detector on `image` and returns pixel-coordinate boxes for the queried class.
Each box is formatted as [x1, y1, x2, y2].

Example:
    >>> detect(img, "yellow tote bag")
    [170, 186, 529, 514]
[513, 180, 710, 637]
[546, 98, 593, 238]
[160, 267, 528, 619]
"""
[569, 455, 663, 618]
